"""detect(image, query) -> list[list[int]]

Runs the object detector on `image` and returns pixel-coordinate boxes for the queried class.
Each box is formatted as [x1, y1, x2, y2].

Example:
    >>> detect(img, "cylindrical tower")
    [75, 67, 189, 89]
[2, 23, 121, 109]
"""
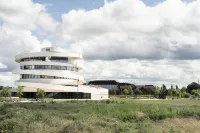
[12, 47, 108, 100]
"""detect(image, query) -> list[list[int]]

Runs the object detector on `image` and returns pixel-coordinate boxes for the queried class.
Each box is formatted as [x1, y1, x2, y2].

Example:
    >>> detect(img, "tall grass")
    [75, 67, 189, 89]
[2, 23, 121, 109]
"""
[0, 100, 199, 133]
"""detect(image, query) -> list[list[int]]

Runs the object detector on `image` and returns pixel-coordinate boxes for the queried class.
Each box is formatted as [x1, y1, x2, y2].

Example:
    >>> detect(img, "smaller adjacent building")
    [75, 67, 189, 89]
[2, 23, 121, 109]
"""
[88, 80, 155, 94]
[88, 80, 134, 90]
[118, 83, 132, 90]
[136, 85, 155, 89]
[88, 80, 118, 90]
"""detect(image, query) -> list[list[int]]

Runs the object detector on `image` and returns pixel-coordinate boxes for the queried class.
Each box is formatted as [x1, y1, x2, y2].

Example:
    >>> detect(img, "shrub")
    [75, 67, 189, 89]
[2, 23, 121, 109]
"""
[182, 92, 190, 98]
[16, 86, 23, 101]
[0, 87, 11, 97]
[36, 89, 46, 101]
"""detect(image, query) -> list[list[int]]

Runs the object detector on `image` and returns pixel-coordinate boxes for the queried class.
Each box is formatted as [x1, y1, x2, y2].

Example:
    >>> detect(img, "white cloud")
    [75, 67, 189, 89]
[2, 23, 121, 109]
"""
[81, 59, 198, 87]
[0, 0, 58, 32]
[52, 0, 200, 87]
[0, 72, 19, 87]
[36, 12, 59, 33]
[0, 62, 6, 69]
[56, 0, 200, 60]
[0, 0, 57, 86]
[1, 0, 200, 87]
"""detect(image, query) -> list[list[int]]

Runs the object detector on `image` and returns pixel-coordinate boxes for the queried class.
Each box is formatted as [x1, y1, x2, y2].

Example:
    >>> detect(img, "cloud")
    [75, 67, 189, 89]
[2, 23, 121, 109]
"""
[56, 0, 200, 60]
[0, 72, 19, 86]
[36, 12, 59, 33]
[0, 0, 58, 32]
[0, 0, 58, 86]
[1, 0, 200, 87]
[81, 59, 198, 87]
[0, 62, 6, 69]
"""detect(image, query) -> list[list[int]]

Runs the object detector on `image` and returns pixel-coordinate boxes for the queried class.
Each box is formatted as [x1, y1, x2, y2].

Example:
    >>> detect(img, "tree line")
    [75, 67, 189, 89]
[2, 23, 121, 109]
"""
[109, 82, 200, 99]
[1, 81, 200, 100]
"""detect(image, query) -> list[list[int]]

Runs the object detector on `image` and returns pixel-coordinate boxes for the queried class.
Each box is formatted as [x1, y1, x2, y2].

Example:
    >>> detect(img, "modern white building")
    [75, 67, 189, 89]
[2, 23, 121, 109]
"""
[12, 47, 108, 100]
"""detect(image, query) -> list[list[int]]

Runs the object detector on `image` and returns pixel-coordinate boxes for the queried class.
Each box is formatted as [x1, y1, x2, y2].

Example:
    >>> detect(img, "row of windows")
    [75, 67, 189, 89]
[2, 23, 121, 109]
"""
[12, 92, 91, 99]
[20, 74, 75, 80]
[21, 57, 68, 62]
[20, 65, 78, 71]
[21, 57, 45, 62]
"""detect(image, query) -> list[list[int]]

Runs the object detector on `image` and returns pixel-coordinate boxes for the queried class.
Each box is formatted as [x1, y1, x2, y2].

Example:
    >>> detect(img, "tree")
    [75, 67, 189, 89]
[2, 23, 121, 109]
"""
[36, 88, 46, 101]
[154, 88, 160, 98]
[187, 82, 200, 93]
[140, 86, 156, 95]
[131, 84, 137, 90]
[176, 90, 181, 98]
[181, 92, 190, 98]
[0, 86, 3, 90]
[167, 89, 172, 97]
[16, 86, 23, 101]
[172, 89, 177, 97]
[134, 88, 142, 95]
[191, 89, 200, 97]
[0, 87, 11, 97]
[123, 88, 129, 95]
[127, 87, 133, 95]
[176, 85, 179, 90]
[109, 89, 116, 95]
[181, 87, 187, 93]
[159, 84, 168, 99]
[171, 85, 173, 90]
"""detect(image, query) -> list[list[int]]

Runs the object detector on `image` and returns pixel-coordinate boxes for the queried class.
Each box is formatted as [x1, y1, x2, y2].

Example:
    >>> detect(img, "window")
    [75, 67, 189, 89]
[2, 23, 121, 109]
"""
[71, 67, 77, 71]
[20, 66, 24, 69]
[46, 48, 50, 52]
[20, 74, 73, 80]
[63, 66, 67, 70]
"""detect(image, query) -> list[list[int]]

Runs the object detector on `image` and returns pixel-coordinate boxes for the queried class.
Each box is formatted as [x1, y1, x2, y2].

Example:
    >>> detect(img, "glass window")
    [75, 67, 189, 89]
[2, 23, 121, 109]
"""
[67, 66, 70, 70]
[63, 66, 67, 70]
[71, 67, 76, 71]
[46, 48, 50, 51]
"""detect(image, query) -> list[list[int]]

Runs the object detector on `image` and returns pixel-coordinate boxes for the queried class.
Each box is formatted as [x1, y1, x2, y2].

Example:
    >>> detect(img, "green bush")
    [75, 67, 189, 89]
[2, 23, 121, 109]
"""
[182, 92, 190, 98]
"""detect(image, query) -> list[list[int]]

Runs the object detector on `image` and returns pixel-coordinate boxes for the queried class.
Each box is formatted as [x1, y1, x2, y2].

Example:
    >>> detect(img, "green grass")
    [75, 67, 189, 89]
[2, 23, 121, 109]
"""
[0, 99, 200, 133]
[134, 99, 200, 105]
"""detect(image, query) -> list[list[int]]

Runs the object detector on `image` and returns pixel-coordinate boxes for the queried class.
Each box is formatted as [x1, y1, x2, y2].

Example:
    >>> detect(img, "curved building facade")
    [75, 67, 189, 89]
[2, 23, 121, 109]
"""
[12, 47, 108, 100]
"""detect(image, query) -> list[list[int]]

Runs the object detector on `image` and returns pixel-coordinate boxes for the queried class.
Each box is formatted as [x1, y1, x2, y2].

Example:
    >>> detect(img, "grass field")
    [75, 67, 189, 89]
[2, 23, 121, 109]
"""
[0, 99, 200, 133]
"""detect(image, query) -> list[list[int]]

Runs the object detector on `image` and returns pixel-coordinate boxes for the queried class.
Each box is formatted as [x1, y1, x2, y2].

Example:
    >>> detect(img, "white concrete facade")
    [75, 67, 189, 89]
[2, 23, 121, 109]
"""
[12, 47, 108, 100]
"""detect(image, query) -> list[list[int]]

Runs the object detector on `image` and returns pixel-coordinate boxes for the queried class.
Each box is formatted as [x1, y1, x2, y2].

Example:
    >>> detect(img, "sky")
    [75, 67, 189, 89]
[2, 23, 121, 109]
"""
[0, 0, 199, 87]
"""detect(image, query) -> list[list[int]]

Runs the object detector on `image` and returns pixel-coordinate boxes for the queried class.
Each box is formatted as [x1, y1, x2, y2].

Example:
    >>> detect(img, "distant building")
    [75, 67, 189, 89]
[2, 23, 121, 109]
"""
[118, 83, 132, 90]
[136, 85, 156, 95]
[87, 79, 155, 93]
[88, 80, 118, 90]
[136, 85, 155, 89]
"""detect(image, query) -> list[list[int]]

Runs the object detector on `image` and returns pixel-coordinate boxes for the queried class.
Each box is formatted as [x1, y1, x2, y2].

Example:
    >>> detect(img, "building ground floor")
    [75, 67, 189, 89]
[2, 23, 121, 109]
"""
[12, 92, 91, 99]
[11, 82, 109, 100]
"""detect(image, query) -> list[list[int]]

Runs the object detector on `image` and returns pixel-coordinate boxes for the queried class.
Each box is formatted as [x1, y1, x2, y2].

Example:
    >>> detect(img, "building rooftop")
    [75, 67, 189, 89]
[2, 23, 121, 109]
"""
[88, 80, 118, 85]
